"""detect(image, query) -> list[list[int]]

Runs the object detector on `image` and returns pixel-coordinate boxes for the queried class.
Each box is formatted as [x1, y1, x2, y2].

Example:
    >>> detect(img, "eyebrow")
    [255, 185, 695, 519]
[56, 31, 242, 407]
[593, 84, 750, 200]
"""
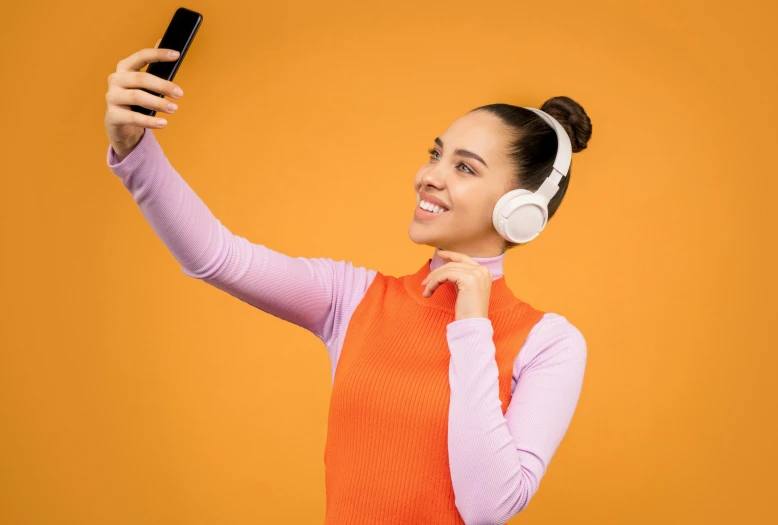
[434, 137, 488, 168]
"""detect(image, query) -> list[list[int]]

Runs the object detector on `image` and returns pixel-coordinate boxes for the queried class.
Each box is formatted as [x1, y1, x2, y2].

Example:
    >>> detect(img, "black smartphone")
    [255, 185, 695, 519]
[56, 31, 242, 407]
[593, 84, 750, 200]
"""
[130, 7, 203, 117]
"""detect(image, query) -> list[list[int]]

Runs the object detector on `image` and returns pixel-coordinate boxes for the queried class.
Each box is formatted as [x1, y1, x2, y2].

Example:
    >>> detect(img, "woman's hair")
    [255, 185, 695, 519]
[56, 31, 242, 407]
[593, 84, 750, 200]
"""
[469, 96, 592, 251]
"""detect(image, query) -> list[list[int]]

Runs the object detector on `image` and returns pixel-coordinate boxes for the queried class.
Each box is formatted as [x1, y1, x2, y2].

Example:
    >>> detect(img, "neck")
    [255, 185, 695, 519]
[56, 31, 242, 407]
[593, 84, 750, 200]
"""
[429, 247, 505, 280]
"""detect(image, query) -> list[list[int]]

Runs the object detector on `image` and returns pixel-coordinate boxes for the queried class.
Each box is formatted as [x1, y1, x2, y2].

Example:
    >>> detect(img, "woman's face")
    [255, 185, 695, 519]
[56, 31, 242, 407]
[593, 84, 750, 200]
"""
[408, 110, 516, 257]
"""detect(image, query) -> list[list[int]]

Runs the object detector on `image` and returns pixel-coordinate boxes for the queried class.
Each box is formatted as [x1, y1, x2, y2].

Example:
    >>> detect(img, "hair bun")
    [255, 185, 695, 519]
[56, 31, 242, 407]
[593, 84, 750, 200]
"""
[540, 96, 592, 153]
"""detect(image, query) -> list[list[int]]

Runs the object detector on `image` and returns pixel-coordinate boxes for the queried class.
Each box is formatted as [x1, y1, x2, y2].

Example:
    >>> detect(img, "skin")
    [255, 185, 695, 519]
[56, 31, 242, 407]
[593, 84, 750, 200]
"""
[408, 109, 519, 258]
[104, 39, 185, 161]
[409, 110, 523, 319]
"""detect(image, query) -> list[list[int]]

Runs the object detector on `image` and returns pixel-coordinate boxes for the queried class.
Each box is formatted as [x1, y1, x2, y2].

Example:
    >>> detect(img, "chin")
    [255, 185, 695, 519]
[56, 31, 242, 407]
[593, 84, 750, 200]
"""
[408, 222, 445, 248]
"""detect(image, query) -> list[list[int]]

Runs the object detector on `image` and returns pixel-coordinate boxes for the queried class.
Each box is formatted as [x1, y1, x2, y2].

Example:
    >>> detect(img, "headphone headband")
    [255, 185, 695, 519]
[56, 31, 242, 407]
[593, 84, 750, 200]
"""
[491, 107, 575, 244]
[520, 107, 573, 203]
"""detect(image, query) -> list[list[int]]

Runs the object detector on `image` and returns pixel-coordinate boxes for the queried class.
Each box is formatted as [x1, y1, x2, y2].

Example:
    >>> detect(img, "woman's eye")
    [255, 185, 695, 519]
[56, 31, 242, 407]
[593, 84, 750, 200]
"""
[426, 147, 474, 174]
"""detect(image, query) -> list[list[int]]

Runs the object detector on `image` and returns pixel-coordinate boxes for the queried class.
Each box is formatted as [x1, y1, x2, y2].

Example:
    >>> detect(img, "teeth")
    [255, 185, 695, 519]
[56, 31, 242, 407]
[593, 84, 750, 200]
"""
[420, 200, 447, 214]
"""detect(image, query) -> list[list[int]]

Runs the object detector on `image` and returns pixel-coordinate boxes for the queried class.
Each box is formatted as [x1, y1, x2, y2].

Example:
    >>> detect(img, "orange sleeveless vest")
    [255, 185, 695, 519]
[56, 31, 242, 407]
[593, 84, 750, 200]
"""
[323, 258, 545, 524]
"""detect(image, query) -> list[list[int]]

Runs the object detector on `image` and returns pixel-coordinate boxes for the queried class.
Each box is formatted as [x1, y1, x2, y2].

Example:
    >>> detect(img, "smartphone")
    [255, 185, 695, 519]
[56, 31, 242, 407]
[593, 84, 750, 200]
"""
[130, 7, 203, 117]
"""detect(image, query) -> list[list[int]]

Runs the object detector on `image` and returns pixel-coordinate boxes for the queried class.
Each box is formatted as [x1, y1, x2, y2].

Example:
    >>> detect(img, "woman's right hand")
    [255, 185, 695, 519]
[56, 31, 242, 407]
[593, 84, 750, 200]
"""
[104, 38, 185, 159]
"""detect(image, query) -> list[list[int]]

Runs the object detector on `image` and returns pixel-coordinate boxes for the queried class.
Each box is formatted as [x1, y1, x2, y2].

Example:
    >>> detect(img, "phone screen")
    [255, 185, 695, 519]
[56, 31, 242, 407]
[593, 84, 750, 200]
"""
[131, 7, 203, 117]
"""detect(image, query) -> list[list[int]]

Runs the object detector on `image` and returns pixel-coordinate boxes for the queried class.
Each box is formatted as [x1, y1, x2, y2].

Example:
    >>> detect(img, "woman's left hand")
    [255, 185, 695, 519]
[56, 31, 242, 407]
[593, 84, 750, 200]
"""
[421, 250, 493, 321]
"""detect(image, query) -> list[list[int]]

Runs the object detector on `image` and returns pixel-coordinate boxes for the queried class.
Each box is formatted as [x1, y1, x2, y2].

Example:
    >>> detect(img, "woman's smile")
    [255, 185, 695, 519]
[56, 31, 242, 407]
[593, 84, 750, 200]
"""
[414, 200, 450, 221]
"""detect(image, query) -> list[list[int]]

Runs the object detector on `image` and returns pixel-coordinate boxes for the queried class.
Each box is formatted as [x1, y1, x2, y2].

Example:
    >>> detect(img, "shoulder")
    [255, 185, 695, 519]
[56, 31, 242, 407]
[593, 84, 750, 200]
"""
[516, 312, 587, 372]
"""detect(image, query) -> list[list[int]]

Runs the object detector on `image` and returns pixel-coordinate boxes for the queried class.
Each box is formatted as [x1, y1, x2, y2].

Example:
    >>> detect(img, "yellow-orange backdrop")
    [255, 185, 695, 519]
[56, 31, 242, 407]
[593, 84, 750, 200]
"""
[1, 0, 775, 523]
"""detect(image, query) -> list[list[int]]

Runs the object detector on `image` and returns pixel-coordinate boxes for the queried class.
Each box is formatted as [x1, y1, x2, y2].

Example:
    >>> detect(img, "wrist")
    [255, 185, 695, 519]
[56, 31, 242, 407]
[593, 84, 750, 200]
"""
[111, 131, 143, 161]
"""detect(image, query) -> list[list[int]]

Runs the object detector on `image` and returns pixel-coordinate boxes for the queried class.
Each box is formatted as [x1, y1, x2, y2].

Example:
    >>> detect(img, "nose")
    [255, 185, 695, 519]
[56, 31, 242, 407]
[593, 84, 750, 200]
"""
[420, 165, 445, 190]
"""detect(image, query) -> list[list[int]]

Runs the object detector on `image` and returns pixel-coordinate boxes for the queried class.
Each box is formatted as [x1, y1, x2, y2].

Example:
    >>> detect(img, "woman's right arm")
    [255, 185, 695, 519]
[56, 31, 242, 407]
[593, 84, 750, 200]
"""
[104, 44, 376, 346]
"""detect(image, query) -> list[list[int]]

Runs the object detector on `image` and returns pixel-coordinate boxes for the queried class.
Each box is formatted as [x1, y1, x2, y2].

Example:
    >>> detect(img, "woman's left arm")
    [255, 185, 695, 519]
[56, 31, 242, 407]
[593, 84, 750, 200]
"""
[447, 313, 587, 525]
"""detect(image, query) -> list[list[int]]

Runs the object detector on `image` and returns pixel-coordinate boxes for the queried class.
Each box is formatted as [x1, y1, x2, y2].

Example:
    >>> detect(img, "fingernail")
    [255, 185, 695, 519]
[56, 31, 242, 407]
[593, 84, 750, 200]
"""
[173, 86, 184, 97]
[168, 102, 178, 111]
[169, 50, 180, 57]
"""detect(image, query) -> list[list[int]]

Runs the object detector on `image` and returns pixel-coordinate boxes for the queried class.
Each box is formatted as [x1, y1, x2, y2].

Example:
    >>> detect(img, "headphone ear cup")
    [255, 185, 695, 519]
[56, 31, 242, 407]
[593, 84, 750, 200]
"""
[492, 190, 549, 244]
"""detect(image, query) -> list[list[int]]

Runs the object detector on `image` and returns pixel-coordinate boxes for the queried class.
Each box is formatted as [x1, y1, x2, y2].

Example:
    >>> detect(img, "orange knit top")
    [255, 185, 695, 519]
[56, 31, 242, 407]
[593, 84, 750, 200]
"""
[323, 259, 545, 524]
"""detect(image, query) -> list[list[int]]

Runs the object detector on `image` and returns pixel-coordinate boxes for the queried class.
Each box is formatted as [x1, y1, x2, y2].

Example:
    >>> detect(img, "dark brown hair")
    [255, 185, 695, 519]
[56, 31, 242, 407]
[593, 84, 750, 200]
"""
[470, 96, 593, 251]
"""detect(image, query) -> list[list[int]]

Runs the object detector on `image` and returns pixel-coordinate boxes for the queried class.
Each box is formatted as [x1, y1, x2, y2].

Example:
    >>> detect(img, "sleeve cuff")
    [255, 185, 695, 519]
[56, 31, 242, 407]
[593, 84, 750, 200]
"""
[106, 128, 161, 178]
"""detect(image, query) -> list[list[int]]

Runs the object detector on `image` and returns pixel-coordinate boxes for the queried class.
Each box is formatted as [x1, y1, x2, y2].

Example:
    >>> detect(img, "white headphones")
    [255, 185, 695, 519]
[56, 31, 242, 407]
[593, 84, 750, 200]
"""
[492, 107, 573, 244]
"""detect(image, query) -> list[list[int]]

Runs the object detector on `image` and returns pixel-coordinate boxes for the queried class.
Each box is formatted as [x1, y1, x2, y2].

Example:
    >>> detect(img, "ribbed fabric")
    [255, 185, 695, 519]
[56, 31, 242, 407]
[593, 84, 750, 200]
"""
[323, 260, 544, 524]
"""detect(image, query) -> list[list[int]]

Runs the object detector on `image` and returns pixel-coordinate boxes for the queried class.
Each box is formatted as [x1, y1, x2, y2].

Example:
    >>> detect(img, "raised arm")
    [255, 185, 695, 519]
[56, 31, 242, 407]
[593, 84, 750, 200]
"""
[103, 43, 379, 352]
[106, 128, 376, 346]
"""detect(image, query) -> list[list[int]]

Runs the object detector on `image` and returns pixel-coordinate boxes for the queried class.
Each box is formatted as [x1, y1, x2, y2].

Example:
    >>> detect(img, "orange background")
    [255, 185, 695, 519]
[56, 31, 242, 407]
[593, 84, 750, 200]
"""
[1, 0, 776, 523]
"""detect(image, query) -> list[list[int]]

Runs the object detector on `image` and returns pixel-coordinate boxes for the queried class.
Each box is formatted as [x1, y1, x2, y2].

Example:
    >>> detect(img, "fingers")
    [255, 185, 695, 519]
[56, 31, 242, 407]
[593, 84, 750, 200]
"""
[421, 260, 491, 296]
[422, 268, 467, 296]
[105, 105, 169, 130]
[104, 45, 184, 133]
[108, 45, 184, 102]
[422, 263, 467, 287]
[108, 68, 183, 101]
[106, 84, 179, 114]
[423, 262, 469, 284]
[115, 46, 180, 73]
[439, 260, 491, 281]
[437, 250, 478, 266]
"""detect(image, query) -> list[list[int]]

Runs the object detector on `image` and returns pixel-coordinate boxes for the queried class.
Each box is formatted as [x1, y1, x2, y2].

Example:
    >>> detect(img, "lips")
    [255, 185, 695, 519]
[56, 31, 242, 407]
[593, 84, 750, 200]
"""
[419, 192, 450, 210]
[414, 204, 446, 220]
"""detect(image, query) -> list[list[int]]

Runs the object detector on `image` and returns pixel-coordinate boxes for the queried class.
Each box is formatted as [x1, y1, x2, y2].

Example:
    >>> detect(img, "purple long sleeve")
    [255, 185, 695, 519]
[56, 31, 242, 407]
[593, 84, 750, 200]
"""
[447, 315, 586, 523]
[107, 129, 587, 523]
[106, 128, 376, 380]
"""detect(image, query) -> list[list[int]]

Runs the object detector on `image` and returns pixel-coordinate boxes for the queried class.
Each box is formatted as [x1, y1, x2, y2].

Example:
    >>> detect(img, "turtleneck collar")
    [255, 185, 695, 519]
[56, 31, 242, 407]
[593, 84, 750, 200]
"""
[429, 248, 505, 280]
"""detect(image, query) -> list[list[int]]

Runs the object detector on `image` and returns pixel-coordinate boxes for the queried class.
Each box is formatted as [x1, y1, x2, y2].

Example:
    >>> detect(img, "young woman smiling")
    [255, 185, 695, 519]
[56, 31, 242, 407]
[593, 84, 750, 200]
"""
[104, 43, 593, 525]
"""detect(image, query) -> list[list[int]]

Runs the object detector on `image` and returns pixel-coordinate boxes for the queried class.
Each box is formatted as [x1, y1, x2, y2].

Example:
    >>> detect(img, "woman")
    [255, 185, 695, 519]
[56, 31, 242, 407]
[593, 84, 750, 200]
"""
[104, 44, 591, 525]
